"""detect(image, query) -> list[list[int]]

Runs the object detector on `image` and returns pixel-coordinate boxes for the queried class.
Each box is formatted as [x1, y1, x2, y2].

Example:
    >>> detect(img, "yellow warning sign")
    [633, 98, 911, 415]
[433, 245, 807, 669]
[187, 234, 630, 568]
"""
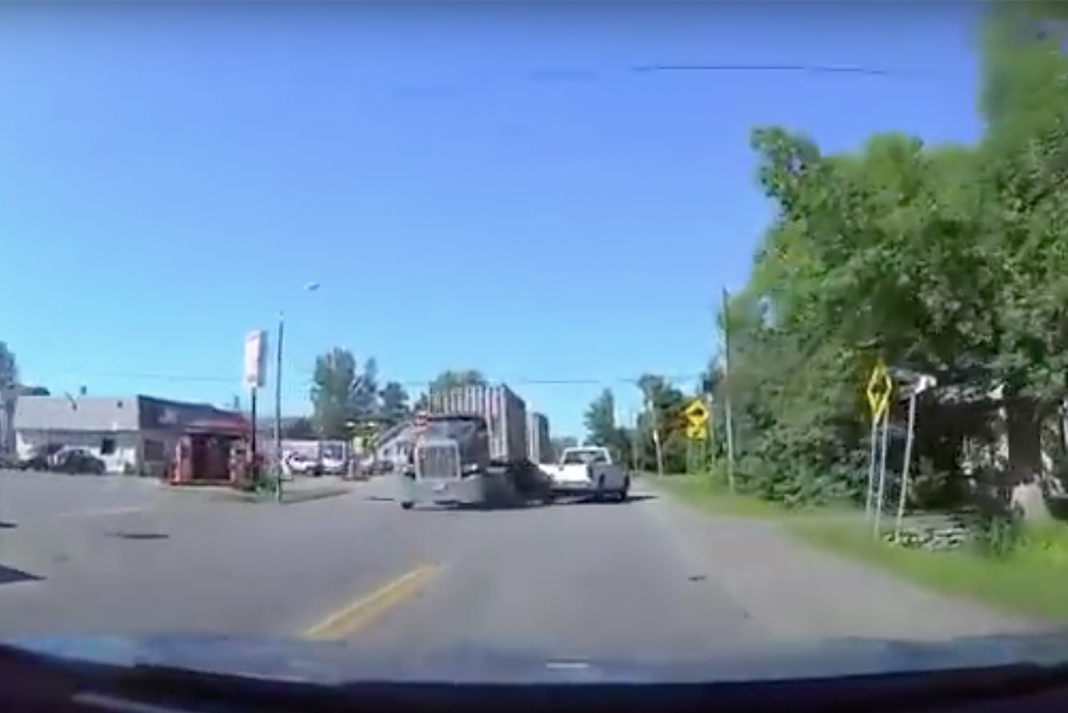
[683, 399, 709, 429]
[865, 361, 893, 421]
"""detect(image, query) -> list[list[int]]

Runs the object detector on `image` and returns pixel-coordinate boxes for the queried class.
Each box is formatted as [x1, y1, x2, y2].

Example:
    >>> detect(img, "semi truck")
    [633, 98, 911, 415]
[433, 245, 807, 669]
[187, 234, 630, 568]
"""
[397, 384, 553, 510]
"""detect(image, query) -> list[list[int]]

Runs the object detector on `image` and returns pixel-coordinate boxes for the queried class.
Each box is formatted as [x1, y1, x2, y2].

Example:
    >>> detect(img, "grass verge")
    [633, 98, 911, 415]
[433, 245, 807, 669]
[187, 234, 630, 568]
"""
[790, 518, 1068, 623]
[650, 474, 798, 520]
[656, 473, 1068, 622]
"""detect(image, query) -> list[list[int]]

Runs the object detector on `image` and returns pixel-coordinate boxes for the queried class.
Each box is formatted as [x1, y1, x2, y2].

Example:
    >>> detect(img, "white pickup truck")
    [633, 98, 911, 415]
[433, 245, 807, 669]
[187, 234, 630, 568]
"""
[542, 446, 630, 502]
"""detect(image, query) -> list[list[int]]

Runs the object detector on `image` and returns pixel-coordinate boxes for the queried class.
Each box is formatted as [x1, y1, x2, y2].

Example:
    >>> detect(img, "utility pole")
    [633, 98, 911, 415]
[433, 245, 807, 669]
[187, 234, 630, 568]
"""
[629, 408, 641, 475]
[274, 312, 285, 503]
[273, 282, 321, 503]
[721, 287, 736, 492]
[645, 391, 664, 478]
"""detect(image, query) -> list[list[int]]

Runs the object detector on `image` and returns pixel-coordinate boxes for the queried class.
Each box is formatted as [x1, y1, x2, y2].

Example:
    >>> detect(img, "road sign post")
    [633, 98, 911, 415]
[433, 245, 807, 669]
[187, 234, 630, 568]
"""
[892, 373, 937, 538]
[863, 360, 893, 528]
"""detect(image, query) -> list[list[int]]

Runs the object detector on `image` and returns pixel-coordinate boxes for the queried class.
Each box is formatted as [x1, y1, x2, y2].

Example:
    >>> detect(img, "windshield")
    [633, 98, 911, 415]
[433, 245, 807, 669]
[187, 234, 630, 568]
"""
[320, 443, 344, 460]
[562, 449, 608, 465]
[421, 418, 481, 441]
[2, 0, 1064, 688]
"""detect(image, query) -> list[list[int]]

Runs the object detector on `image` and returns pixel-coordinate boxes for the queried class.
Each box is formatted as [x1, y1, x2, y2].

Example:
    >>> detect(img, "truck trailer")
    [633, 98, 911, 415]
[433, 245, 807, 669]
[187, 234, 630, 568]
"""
[397, 384, 553, 510]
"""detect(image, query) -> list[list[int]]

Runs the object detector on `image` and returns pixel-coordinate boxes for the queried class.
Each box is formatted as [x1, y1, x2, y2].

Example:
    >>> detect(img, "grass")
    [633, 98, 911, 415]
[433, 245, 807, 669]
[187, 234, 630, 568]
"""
[655, 472, 1068, 623]
[650, 473, 830, 520]
[791, 518, 1068, 623]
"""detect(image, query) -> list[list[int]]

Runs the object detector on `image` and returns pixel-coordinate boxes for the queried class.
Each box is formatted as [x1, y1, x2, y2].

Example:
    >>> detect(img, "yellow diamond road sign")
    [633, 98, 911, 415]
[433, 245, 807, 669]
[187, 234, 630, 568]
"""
[865, 361, 893, 421]
[683, 399, 709, 429]
[685, 423, 707, 441]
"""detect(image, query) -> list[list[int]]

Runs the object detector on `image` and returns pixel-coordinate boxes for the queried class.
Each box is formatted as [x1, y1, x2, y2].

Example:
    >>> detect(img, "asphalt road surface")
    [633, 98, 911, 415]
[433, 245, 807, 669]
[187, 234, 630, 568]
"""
[0, 471, 1053, 662]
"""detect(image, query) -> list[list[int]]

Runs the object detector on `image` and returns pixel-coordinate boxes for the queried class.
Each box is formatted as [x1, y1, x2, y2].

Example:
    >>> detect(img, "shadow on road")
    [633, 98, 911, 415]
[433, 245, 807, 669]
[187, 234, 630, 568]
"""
[0, 563, 43, 586]
[403, 492, 658, 513]
[563, 493, 657, 506]
[106, 531, 170, 542]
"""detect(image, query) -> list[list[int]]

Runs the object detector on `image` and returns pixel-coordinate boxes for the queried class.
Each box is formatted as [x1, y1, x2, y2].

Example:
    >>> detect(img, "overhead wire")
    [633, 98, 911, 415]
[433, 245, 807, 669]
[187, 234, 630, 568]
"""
[25, 368, 707, 390]
[22, 64, 920, 397]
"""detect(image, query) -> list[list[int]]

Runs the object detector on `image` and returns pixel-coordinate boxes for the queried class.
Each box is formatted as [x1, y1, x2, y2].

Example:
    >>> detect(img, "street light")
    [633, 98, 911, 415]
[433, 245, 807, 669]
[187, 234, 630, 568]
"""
[274, 281, 321, 502]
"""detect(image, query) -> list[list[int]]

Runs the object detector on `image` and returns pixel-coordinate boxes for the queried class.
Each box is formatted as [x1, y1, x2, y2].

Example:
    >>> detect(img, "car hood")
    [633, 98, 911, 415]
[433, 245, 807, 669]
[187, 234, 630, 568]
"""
[5, 633, 1068, 685]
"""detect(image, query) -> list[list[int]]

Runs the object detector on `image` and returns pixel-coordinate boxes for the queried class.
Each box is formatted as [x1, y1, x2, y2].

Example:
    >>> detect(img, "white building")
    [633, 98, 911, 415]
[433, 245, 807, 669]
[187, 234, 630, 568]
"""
[14, 395, 246, 476]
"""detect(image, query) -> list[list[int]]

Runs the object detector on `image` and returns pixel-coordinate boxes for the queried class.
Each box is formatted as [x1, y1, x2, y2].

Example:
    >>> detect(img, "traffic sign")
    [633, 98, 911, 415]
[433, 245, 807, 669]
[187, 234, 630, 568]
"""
[685, 423, 707, 441]
[866, 360, 893, 421]
[683, 399, 709, 429]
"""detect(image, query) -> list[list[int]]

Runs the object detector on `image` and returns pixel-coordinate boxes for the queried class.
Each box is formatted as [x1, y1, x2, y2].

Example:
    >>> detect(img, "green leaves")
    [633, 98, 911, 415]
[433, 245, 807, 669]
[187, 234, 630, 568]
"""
[722, 7, 1068, 506]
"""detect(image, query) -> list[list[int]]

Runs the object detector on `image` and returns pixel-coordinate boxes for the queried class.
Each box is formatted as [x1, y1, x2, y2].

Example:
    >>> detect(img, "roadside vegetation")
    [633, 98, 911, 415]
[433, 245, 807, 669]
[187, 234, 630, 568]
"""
[589, 5, 1068, 622]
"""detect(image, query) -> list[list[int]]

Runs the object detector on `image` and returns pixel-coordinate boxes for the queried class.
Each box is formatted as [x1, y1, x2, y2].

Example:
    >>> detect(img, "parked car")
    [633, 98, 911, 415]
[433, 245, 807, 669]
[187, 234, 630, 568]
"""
[16, 444, 64, 472]
[283, 452, 322, 477]
[51, 449, 106, 475]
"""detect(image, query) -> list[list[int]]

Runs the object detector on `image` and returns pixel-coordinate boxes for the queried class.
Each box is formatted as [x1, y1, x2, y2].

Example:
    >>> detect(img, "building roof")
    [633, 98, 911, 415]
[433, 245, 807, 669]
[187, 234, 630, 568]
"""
[14, 395, 244, 433]
[15, 395, 140, 432]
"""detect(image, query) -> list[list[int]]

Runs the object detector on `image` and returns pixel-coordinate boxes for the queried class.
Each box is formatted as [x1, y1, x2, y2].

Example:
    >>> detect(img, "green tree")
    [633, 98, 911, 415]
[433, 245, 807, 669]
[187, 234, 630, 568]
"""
[281, 416, 316, 439]
[714, 6, 1068, 509]
[414, 369, 488, 410]
[310, 348, 360, 439]
[378, 381, 410, 423]
[550, 436, 579, 457]
[583, 388, 640, 468]
[349, 357, 380, 419]
[583, 388, 618, 447]
[636, 374, 688, 474]
[0, 342, 18, 393]
[430, 369, 486, 392]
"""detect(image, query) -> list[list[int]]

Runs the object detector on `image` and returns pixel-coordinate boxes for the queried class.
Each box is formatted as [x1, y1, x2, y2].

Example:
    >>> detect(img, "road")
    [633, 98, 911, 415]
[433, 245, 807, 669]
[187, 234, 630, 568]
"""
[0, 471, 1053, 662]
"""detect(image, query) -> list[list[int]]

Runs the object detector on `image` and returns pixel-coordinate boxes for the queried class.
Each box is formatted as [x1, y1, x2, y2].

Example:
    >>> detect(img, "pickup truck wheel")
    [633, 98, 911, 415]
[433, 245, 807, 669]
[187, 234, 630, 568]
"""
[616, 478, 631, 502]
[400, 502, 414, 511]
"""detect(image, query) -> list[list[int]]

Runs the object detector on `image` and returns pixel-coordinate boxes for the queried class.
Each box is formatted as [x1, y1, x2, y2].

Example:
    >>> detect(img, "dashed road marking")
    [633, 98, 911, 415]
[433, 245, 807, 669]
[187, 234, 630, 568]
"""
[301, 564, 440, 641]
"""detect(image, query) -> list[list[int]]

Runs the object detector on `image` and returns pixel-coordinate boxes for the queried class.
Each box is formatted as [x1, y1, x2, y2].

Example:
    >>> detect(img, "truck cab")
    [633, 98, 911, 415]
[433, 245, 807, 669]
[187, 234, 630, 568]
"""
[398, 414, 491, 509]
[544, 446, 630, 502]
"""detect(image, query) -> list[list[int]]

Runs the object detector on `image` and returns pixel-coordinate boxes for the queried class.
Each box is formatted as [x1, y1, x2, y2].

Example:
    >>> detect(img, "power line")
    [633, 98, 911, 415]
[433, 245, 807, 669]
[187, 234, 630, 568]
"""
[25, 368, 707, 389]
[628, 63, 912, 78]
[519, 63, 935, 85]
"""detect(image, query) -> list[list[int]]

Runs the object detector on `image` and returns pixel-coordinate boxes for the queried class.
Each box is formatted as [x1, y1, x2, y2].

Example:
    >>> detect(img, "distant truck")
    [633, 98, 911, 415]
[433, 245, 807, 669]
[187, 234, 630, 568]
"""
[397, 384, 553, 510]
[540, 446, 630, 502]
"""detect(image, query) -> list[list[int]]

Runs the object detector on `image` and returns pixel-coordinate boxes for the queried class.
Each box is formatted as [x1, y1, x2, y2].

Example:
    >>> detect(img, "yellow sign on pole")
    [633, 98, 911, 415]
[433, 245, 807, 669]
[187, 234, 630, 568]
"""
[683, 399, 709, 440]
[865, 360, 893, 422]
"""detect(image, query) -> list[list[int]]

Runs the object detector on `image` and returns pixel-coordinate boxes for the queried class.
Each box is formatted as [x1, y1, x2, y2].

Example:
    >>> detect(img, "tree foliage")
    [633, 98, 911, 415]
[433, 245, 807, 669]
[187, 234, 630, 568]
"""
[412, 369, 487, 411]
[706, 6, 1068, 508]
[310, 347, 362, 439]
[0, 342, 18, 392]
[379, 381, 410, 423]
[308, 350, 418, 437]
[582, 376, 691, 473]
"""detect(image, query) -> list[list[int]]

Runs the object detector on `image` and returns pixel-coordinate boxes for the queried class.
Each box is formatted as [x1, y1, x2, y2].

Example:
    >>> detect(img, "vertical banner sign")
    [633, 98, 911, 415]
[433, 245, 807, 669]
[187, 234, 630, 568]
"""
[243, 330, 268, 389]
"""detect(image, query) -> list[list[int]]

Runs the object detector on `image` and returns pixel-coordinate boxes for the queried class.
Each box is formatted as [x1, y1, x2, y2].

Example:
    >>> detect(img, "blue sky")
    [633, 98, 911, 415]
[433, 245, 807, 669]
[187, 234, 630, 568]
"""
[0, 2, 980, 438]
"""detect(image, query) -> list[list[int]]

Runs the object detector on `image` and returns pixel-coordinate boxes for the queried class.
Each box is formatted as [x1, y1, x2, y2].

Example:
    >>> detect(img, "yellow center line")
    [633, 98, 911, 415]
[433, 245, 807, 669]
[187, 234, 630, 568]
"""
[301, 564, 440, 641]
